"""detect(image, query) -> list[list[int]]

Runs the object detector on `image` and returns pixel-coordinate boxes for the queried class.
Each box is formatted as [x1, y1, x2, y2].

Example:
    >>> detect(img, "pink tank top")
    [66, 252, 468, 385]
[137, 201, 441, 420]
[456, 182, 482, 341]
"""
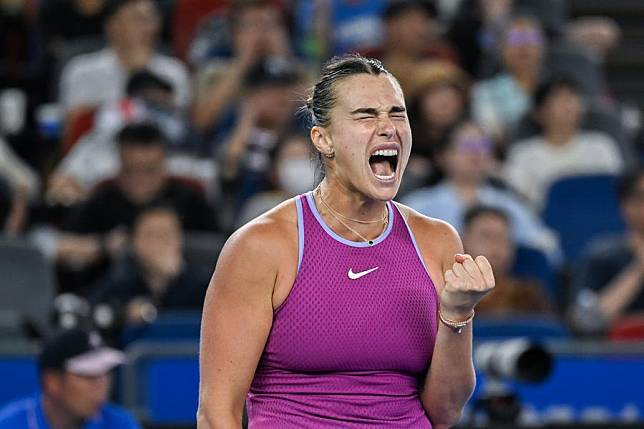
[247, 192, 439, 428]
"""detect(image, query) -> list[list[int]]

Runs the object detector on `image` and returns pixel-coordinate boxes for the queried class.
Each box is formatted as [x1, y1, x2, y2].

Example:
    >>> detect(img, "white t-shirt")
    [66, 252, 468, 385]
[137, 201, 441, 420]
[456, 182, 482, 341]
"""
[504, 131, 624, 209]
[59, 48, 191, 113]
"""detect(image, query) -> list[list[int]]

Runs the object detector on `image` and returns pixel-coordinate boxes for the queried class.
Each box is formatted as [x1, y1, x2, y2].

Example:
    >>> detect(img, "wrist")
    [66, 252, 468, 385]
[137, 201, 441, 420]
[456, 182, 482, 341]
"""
[439, 306, 475, 322]
[438, 308, 475, 334]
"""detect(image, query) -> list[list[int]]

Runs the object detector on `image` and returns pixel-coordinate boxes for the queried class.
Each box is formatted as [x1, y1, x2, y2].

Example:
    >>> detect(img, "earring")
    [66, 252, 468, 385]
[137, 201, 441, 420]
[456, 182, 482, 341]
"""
[324, 150, 335, 159]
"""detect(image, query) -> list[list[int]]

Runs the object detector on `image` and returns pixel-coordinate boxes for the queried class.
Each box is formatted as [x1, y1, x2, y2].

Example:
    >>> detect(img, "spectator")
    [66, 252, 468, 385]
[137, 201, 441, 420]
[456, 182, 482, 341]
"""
[65, 122, 217, 234]
[404, 60, 470, 191]
[191, 0, 293, 133]
[504, 76, 623, 209]
[54, 123, 216, 291]
[0, 328, 140, 428]
[471, 13, 545, 142]
[58, 0, 190, 127]
[403, 120, 558, 258]
[48, 70, 193, 205]
[236, 132, 316, 227]
[462, 205, 554, 315]
[91, 205, 210, 327]
[364, 0, 460, 95]
[218, 56, 303, 218]
[571, 169, 644, 329]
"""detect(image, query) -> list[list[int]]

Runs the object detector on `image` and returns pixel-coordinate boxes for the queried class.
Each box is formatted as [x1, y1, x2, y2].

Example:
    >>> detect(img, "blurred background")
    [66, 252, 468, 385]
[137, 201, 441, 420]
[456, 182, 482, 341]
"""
[1, 0, 644, 427]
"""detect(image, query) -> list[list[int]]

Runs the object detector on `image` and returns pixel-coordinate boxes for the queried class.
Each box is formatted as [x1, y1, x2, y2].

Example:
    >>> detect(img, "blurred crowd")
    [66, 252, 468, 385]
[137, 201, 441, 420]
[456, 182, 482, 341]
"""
[1, 0, 644, 346]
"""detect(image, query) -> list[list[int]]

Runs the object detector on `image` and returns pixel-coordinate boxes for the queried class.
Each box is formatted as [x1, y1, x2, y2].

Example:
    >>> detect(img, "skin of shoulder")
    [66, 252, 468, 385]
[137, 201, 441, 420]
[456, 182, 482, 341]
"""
[394, 202, 464, 294]
[217, 197, 300, 309]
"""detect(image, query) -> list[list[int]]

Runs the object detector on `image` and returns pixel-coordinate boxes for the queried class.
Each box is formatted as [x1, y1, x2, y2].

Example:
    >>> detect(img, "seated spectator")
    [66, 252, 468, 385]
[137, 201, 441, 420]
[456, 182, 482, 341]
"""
[58, 0, 190, 130]
[471, 13, 545, 142]
[504, 76, 623, 209]
[217, 57, 304, 220]
[91, 205, 210, 327]
[571, 169, 644, 331]
[462, 205, 554, 315]
[236, 132, 316, 227]
[54, 123, 217, 291]
[363, 0, 460, 95]
[403, 120, 558, 258]
[191, 0, 293, 133]
[404, 60, 470, 191]
[48, 69, 194, 205]
[0, 328, 140, 428]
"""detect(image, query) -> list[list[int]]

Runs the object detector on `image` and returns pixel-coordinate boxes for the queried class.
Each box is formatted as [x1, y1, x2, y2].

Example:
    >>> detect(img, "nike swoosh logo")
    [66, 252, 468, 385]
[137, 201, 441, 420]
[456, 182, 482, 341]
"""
[348, 267, 379, 280]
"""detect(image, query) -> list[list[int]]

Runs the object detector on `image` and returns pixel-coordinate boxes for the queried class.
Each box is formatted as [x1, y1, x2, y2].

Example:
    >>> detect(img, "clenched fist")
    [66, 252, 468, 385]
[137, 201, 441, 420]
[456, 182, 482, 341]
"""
[440, 253, 495, 320]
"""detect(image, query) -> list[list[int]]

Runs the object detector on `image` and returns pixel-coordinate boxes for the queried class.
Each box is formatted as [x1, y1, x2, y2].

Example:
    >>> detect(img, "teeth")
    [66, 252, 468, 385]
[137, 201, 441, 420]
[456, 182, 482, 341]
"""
[372, 149, 398, 157]
[375, 173, 395, 180]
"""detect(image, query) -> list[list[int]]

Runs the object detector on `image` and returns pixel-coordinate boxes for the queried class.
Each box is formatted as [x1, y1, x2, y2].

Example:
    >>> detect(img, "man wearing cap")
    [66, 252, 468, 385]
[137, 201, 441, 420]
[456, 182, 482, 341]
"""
[0, 329, 141, 429]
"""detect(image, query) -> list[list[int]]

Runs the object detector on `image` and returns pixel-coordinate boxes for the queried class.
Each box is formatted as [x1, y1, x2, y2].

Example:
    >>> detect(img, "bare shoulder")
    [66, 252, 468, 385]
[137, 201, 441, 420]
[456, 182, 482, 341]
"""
[220, 198, 299, 267]
[394, 202, 463, 271]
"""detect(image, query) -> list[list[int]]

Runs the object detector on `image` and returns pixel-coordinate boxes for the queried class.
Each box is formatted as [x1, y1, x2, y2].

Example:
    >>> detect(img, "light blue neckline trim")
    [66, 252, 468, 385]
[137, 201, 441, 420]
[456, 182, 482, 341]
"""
[295, 196, 304, 273]
[305, 191, 394, 247]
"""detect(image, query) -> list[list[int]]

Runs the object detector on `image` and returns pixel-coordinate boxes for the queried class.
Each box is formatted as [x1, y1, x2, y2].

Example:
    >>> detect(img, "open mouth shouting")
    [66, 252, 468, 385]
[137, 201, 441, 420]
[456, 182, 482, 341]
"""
[368, 145, 399, 183]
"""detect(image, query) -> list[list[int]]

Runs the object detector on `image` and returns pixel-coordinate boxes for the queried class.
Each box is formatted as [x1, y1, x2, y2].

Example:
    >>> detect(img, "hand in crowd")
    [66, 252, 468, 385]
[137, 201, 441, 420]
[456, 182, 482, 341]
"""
[126, 296, 158, 325]
[46, 174, 87, 206]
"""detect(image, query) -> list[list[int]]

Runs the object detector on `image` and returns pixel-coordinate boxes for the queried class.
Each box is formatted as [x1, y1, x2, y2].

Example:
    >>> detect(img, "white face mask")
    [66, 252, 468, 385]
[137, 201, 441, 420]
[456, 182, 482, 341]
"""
[278, 157, 316, 196]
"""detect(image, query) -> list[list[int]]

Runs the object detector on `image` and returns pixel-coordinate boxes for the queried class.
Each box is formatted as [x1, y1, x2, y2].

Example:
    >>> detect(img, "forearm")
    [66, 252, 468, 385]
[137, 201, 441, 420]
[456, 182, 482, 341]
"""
[196, 408, 242, 429]
[421, 322, 476, 427]
[598, 263, 644, 321]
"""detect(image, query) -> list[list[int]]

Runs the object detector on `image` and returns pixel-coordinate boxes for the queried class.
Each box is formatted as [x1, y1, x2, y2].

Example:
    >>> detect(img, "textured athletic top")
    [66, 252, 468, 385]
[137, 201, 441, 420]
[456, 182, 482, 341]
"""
[247, 192, 439, 428]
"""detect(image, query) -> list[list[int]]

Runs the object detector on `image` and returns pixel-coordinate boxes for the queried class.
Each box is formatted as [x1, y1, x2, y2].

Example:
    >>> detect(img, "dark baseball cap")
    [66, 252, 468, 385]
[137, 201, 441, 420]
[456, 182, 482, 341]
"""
[245, 57, 301, 89]
[38, 329, 125, 377]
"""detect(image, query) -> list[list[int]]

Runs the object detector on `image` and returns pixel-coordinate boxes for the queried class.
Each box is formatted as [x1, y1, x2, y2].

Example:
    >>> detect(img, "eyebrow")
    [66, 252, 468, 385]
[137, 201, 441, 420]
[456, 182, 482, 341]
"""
[350, 106, 406, 115]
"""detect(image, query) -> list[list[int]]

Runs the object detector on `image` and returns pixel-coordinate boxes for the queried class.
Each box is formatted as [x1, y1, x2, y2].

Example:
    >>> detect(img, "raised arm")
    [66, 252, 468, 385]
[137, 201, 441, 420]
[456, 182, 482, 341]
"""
[406, 212, 495, 428]
[197, 221, 284, 428]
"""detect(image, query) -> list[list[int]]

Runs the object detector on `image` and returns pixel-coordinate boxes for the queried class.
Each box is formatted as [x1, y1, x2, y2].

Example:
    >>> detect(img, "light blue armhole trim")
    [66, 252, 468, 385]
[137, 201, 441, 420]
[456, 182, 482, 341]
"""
[396, 203, 434, 281]
[295, 196, 304, 273]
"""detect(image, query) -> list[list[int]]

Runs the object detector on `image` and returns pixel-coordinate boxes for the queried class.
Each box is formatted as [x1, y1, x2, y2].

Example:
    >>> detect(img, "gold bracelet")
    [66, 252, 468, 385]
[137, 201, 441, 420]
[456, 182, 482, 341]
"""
[438, 309, 475, 334]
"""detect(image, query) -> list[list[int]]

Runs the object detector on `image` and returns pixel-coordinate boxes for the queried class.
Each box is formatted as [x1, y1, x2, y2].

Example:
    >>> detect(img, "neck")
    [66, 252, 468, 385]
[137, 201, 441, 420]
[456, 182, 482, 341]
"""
[451, 177, 479, 202]
[113, 43, 153, 71]
[513, 69, 538, 92]
[42, 395, 84, 429]
[315, 179, 388, 242]
[319, 178, 386, 221]
[544, 127, 575, 146]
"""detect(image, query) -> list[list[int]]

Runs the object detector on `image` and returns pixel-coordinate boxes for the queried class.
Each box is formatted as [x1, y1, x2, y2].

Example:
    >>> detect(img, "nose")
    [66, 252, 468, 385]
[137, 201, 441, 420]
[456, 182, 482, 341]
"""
[377, 117, 396, 139]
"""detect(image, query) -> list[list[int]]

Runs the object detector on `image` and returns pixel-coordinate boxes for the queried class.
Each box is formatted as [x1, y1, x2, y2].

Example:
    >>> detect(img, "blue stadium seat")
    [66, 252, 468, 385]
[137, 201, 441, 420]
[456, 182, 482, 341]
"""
[0, 342, 39, 409]
[474, 315, 569, 339]
[542, 174, 625, 264]
[121, 341, 199, 424]
[120, 311, 202, 346]
[512, 245, 558, 302]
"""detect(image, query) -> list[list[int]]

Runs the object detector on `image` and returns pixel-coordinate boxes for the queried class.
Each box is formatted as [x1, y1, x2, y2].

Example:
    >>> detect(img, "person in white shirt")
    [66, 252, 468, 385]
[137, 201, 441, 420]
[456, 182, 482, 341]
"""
[58, 0, 190, 126]
[504, 75, 623, 210]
